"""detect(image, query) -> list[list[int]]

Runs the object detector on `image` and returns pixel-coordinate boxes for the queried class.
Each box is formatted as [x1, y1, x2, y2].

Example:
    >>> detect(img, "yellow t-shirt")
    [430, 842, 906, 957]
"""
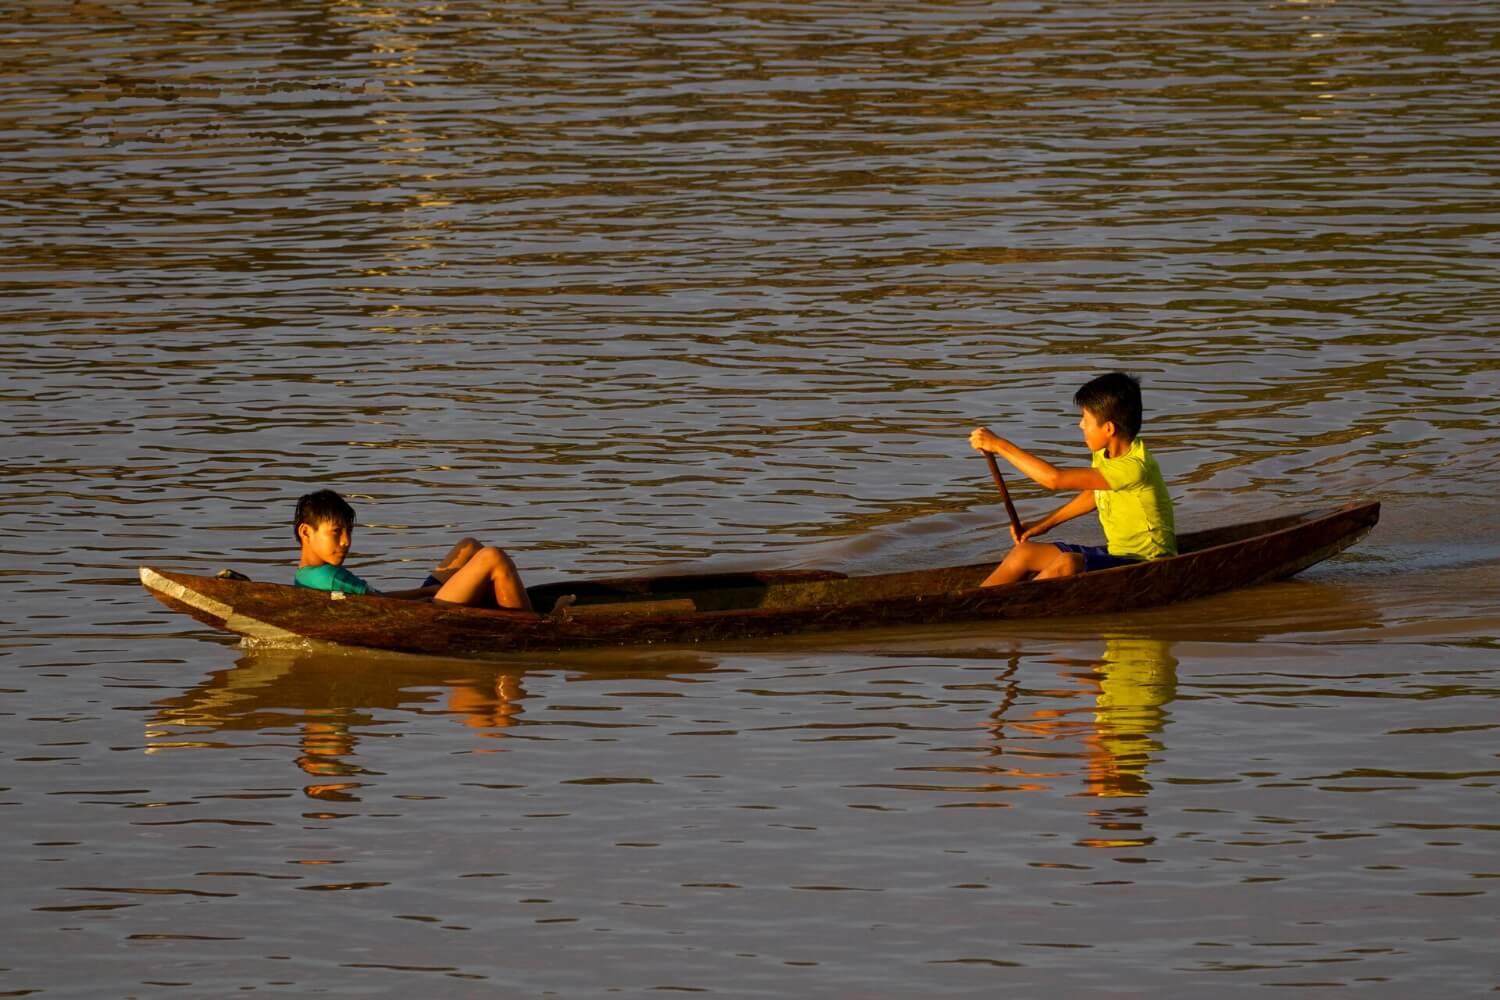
[1093, 438, 1176, 560]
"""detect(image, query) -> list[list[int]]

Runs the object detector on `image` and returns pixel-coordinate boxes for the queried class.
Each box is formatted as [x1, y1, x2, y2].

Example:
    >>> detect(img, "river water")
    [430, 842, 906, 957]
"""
[3, 1, 1499, 996]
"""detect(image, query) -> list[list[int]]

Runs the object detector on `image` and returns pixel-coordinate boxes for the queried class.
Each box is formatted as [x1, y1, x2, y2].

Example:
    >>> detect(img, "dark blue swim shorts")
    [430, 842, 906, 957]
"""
[1052, 542, 1144, 572]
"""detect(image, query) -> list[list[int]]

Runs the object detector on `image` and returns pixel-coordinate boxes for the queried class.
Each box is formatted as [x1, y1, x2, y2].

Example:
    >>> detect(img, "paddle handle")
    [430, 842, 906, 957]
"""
[984, 453, 1024, 538]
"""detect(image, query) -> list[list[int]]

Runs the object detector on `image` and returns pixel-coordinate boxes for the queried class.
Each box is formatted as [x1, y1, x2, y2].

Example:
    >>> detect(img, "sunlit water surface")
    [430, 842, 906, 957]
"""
[3, 1, 1498, 996]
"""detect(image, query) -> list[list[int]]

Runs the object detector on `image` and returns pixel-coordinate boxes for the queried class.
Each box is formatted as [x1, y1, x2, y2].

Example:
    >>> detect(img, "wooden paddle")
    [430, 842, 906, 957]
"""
[984, 453, 1024, 539]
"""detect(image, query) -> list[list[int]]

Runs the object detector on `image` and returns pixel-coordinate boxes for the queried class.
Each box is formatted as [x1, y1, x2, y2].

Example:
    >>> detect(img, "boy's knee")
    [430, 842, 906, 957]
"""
[1036, 549, 1084, 578]
[1018, 541, 1060, 567]
[473, 546, 516, 572]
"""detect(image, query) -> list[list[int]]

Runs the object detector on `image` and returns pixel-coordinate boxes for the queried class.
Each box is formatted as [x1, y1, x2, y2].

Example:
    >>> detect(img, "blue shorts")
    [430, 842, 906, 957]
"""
[1053, 542, 1144, 572]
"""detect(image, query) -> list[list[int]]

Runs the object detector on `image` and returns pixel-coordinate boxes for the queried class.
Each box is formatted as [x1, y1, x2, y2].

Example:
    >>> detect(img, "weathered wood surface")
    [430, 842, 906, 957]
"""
[140, 501, 1379, 657]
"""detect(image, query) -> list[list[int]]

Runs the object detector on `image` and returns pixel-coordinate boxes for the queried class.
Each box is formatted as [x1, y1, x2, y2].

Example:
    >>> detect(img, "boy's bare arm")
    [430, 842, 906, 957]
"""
[1016, 490, 1097, 543]
[970, 427, 1110, 492]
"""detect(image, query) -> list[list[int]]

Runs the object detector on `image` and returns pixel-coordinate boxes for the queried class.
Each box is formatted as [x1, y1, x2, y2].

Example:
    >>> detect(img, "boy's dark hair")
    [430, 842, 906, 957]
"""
[1074, 372, 1143, 439]
[293, 489, 355, 540]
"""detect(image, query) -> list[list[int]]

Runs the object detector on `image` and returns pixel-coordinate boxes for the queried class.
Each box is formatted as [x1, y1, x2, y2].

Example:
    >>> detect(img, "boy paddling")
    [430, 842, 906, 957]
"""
[969, 372, 1175, 588]
[294, 490, 533, 611]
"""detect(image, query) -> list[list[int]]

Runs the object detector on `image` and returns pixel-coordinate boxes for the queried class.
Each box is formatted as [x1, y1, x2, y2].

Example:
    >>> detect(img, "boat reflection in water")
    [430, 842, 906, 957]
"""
[145, 644, 714, 801]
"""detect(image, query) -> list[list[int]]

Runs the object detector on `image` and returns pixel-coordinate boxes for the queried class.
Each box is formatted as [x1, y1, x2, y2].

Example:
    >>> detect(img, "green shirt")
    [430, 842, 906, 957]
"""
[294, 563, 376, 595]
[1092, 438, 1176, 561]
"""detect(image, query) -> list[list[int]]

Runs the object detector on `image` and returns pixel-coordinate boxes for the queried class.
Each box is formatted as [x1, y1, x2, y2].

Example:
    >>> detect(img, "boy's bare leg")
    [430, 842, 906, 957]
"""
[434, 546, 533, 611]
[430, 537, 483, 583]
[982, 541, 1085, 587]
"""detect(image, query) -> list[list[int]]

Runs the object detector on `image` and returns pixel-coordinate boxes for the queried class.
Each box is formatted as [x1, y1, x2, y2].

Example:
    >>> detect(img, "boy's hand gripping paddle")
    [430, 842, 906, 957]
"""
[984, 453, 1024, 540]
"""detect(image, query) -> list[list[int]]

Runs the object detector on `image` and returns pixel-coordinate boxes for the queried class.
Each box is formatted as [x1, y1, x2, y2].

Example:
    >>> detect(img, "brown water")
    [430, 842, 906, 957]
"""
[3, 1, 1499, 995]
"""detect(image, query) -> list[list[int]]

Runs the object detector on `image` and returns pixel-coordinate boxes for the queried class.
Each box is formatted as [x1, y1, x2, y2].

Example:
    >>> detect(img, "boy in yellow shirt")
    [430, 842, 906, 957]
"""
[969, 372, 1175, 587]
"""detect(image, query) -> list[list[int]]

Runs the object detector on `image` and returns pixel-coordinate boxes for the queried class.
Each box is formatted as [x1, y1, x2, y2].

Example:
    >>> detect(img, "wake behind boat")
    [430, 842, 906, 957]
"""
[140, 502, 1378, 658]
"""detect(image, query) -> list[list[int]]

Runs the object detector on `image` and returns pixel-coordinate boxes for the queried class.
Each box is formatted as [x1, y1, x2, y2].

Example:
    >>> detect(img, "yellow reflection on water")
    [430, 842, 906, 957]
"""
[1084, 636, 1179, 799]
[978, 634, 1179, 815]
[1074, 636, 1178, 852]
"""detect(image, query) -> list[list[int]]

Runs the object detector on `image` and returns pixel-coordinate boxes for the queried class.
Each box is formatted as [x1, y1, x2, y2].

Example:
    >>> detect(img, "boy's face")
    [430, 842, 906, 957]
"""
[1078, 407, 1116, 453]
[298, 518, 352, 566]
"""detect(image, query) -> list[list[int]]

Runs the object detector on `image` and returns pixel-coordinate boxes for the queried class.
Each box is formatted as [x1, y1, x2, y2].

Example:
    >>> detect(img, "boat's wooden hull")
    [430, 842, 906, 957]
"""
[140, 502, 1378, 657]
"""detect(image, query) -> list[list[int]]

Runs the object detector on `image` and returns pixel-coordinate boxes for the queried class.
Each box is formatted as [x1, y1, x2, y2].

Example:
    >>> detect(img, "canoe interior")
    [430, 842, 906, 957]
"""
[522, 505, 1348, 616]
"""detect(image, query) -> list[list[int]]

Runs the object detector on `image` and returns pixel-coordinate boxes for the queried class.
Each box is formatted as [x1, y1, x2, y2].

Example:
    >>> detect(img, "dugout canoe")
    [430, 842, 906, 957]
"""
[139, 501, 1378, 657]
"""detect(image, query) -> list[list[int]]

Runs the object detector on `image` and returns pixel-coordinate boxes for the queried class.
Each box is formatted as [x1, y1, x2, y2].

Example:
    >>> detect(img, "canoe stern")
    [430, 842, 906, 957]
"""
[140, 567, 306, 646]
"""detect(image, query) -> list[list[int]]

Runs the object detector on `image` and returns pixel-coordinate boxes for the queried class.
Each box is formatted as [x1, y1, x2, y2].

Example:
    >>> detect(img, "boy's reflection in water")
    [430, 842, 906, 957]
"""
[1077, 636, 1177, 850]
[445, 672, 525, 734]
[298, 675, 522, 801]
[295, 712, 362, 803]
[148, 650, 526, 802]
[986, 636, 1177, 847]
[1084, 636, 1178, 799]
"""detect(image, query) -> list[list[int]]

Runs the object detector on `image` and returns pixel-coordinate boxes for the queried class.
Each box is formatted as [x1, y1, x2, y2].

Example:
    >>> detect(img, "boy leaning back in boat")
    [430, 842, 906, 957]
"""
[968, 372, 1175, 587]
[293, 489, 533, 611]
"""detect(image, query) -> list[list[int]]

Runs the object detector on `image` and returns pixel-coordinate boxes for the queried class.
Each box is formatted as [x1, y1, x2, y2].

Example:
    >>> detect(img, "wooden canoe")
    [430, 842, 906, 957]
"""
[140, 501, 1378, 657]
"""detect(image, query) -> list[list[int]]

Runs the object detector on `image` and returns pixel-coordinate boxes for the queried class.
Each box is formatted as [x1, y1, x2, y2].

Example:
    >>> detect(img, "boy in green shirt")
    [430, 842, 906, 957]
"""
[968, 372, 1175, 588]
[294, 489, 533, 611]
